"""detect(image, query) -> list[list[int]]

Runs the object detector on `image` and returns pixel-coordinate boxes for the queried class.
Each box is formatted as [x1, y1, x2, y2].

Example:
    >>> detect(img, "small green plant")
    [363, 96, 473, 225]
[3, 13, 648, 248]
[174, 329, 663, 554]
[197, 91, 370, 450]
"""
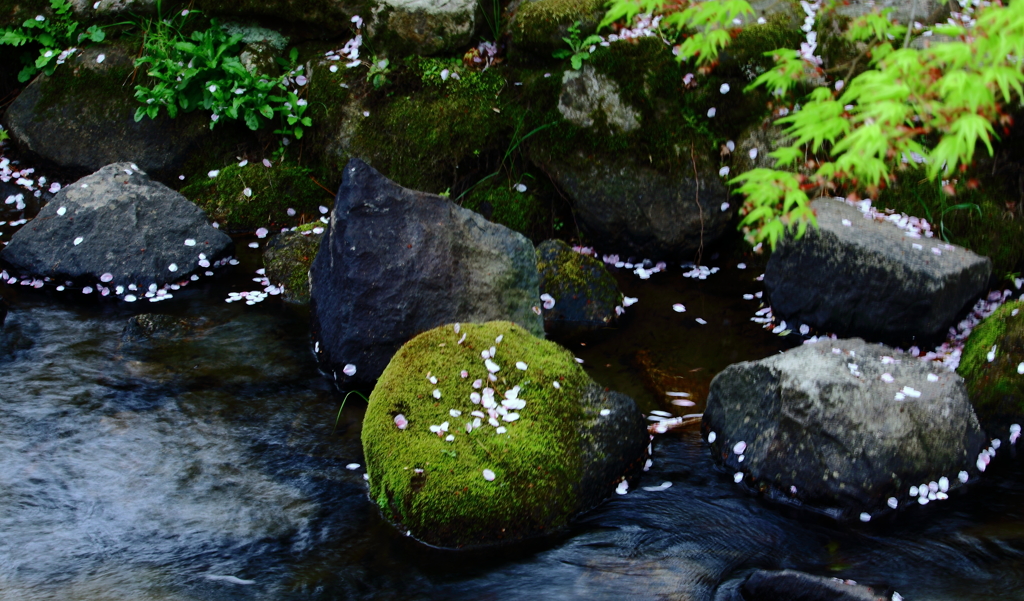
[364, 56, 390, 89]
[0, 0, 107, 82]
[910, 183, 982, 244]
[553, 21, 602, 70]
[133, 10, 311, 139]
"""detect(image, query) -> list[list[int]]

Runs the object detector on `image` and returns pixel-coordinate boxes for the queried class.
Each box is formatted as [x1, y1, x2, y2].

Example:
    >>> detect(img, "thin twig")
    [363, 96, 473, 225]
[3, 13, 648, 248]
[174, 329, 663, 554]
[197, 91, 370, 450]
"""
[690, 142, 704, 266]
[904, 0, 919, 48]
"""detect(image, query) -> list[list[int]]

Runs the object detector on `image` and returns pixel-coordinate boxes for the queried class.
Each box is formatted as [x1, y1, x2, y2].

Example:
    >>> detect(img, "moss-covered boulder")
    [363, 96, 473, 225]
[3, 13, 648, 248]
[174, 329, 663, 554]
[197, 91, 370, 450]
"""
[180, 160, 332, 232]
[536, 239, 621, 335]
[2, 45, 209, 179]
[510, 0, 604, 55]
[363, 321, 648, 549]
[263, 230, 321, 304]
[959, 301, 1024, 437]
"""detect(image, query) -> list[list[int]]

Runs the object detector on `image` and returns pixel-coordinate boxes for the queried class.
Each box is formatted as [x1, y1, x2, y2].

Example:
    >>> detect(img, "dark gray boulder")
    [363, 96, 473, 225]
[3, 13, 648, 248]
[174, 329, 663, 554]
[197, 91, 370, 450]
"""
[765, 198, 991, 344]
[536, 239, 621, 336]
[0, 163, 232, 291]
[533, 151, 733, 259]
[310, 158, 544, 386]
[703, 338, 986, 519]
[2, 46, 208, 179]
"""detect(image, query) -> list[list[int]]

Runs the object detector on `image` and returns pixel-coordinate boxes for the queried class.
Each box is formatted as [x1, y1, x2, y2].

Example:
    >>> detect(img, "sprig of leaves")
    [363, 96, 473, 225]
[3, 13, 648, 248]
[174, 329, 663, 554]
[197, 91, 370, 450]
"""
[552, 21, 603, 69]
[0, 0, 107, 82]
[134, 11, 311, 139]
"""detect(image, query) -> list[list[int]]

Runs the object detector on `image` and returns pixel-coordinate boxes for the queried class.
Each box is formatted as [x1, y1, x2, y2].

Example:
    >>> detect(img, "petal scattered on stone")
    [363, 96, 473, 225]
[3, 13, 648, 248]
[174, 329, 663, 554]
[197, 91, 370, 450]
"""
[343, 364, 357, 376]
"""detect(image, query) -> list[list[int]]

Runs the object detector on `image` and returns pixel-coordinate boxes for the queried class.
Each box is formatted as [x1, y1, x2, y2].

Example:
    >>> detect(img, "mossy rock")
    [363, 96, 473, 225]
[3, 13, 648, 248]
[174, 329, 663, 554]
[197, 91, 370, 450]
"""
[461, 181, 547, 239]
[536, 239, 620, 335]
[958, 300, 1024, 436]
[2, 44, 210, 179]
[180, 160, 332, 232]
[263, 230, 321, 304]
[510, 0, 604, 55]
[363, 321, 648, 549]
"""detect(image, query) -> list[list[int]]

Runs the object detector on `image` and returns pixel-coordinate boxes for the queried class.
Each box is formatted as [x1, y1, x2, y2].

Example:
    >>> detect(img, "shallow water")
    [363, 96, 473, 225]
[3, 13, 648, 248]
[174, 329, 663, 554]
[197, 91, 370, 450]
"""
[2, 245, 1024, 601]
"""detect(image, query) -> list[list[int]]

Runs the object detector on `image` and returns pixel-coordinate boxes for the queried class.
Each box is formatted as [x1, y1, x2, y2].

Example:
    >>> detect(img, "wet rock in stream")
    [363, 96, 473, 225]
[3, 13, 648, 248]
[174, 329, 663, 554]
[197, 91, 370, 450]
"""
[704, 337, 986, 520]
[765, 198, 991, 345]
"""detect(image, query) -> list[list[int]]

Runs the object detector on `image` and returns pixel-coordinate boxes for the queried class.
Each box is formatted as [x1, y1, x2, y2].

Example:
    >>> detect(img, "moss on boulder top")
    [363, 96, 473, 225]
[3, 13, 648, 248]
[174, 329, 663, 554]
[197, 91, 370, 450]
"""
[536, 239, 621, 335]
[959, 300, 1024, 436]
[180, 160, 332, 232]
[263, 230, 321, 304]
[363, 321, 648, 549]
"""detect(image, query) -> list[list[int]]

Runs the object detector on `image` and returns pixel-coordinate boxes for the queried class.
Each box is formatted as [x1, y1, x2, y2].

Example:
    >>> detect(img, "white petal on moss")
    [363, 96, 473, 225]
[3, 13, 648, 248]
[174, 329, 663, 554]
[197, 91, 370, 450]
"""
[515, 361, 528, 370]
[485, 358, 500, 373]
[482, 469, 496, 481]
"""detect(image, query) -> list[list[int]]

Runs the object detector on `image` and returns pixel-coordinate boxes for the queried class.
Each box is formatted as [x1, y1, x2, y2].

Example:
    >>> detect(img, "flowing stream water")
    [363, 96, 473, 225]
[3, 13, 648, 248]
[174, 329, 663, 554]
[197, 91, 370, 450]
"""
[2, 239, 1024, 601]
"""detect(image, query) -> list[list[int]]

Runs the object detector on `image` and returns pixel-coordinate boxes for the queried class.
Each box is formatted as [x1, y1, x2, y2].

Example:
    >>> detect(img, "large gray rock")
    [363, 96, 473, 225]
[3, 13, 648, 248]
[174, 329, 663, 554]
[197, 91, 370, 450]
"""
[2, 46, 208, 179]
[765, 198, 991, 344]
[372, 0, 478, 55]
[310, 158, 544, 386]
[534, 152, 734, 259]
[703, 338, 985, 519]
[0, 163, 232, 291]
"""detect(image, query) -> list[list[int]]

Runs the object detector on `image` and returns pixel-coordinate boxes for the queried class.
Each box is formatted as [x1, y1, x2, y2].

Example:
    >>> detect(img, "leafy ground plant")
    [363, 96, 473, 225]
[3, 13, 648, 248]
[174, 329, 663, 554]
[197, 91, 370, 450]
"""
[133, 10, 311, 138]
[0, 0, 106, 82]
[553, 21, 603, 69]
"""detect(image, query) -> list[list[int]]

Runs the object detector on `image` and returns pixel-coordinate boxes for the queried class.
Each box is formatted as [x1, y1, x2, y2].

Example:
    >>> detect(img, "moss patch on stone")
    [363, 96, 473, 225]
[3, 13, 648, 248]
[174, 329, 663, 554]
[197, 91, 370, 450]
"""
[511, 0, 604, 52]
[263, 230, 321, 303]
[958, 300, 1024, 432]
[363, 321, 592, 548]
[347, 59, 511, 193]
[461, 180, 547, 239]
[536, 239, 620, 332]
[180, 160, 333, 231]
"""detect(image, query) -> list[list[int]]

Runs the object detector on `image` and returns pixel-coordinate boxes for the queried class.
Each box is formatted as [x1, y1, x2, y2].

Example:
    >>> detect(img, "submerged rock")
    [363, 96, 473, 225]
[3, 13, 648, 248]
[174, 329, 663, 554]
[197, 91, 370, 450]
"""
[703, 338, 985, 519]
[0, 163, 232, 290]
[310, 159, 543, 386]
[721, 569, 891, 601]
[2, 46, 208, 179]
[765, 198, 991, 345]
[263, 230, 322, 304]
[362, 321, 648, 548]
[536, 239, 621, 336]
[121, 314, 213, 344]
[533, 152, 733, 259]
[958, 300, 1024, 437]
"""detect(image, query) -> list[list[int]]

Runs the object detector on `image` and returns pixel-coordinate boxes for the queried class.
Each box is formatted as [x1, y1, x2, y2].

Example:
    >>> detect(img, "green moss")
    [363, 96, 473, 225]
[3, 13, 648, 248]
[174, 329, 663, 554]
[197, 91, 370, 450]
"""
[180, 160, 333, 231]
[348, 63, 511, 193]
[33, 44, 137, 117]
[363, 321, 592, 548]
[512, 0, 604, 50]
[875, 175, 1024, 275]
[535, 239, 620, 331]
[520, 37, 771, 179]
[461, 181, 546, 238]
[720, 13, 807, 81]
[958, 301, 1024, 430]
[263, 230, 321, 303]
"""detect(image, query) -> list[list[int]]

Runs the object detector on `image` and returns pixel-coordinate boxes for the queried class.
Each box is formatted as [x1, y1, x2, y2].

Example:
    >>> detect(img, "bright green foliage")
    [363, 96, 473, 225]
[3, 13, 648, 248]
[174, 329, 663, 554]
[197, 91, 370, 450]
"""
[0, 0, 106, 82]
[134, 11, 310, 139]
[600, 0, 753, 65]
[732, 0, 1024, 247]
[364, 56, 391, 89]
[363, 321, 591, 548]
[553, 20, 603, 69]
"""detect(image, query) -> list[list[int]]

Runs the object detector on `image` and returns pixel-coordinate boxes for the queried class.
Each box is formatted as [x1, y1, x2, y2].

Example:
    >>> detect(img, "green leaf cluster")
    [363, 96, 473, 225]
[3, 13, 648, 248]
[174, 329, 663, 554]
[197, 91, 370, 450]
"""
[0, 0, 107, 82]
[552, 20, 603, 69]
[133, 11, 311, 139]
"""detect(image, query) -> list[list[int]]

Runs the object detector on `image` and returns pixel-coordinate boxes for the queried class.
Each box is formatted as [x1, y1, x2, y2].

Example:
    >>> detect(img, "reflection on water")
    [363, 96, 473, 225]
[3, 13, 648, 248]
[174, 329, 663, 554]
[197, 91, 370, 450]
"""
[1, 249, 1024, 601]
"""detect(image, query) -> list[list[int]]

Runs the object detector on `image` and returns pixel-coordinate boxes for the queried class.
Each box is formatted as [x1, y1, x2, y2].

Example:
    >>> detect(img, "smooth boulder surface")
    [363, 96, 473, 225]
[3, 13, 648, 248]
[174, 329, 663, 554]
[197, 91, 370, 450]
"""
[765, 198, 991, 344]
[2, 47, 208, 178]
[703, 338, 985, 519]
[310, 158, 543, 386]
[533, 151, 733, 259]
[363, 321, 648, 548]
[536, 239, 621, 336]
[1, 163, 232, 289]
